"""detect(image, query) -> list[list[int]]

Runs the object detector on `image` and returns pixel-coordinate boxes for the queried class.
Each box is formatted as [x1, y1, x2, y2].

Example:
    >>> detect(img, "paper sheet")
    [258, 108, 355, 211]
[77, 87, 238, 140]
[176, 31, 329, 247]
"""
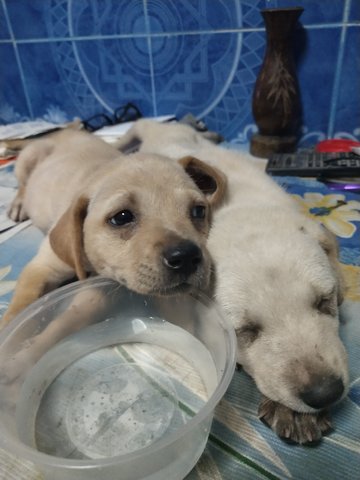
[0, 121, 65, 141]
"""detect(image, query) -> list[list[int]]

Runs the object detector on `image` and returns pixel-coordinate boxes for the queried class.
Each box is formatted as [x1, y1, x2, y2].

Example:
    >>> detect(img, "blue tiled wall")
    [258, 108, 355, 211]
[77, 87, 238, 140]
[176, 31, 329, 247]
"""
[0, 0, 359, 145]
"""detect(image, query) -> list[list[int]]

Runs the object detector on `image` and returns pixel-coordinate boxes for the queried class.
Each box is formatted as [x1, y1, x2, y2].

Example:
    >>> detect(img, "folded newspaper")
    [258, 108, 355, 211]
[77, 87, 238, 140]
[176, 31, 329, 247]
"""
[0, 163, 31, 242]
[0, 116, 176, 142]
[0, 121, 68, 141]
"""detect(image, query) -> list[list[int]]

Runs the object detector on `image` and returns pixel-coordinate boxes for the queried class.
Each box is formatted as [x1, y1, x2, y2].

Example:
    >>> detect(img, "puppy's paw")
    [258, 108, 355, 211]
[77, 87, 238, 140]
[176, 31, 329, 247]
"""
[7, 195, 28, 222]
[258, 396, 333, 444]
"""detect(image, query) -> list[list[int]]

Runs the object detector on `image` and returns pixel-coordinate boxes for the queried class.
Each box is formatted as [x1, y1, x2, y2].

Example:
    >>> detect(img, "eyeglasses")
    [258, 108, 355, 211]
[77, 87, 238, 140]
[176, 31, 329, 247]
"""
[83, 103, 143, 132]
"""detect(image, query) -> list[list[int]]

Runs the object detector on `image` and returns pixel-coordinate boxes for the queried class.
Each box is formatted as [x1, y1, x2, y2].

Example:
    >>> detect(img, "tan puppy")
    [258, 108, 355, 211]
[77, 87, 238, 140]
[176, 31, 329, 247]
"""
[2, 129, 226, 325]
[115, 120, 349, 444]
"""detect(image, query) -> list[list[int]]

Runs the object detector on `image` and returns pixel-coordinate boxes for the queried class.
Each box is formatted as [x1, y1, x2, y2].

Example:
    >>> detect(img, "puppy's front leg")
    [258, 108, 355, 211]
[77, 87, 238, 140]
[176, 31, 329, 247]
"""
[1, 237, 76, 326]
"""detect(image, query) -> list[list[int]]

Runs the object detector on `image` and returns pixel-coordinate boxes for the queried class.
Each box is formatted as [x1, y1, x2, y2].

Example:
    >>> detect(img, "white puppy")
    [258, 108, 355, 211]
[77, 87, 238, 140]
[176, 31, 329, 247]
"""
[115, 120, 349, 444]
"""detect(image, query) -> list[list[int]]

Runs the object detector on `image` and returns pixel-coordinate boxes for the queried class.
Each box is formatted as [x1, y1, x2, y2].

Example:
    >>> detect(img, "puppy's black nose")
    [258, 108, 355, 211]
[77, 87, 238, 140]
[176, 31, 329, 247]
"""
[163, 241, 203, 276]
[300, 375, 344, 409]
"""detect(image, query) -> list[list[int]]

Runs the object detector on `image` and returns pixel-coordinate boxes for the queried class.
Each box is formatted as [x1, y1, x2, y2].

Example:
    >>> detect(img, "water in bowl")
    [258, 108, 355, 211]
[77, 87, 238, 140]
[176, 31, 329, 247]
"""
[15, 316, 218, 460]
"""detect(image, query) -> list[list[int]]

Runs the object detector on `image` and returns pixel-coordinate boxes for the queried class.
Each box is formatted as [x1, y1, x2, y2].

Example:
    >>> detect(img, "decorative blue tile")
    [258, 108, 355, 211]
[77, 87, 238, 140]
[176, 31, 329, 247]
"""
[69, 0, 146, 37]
[152, 33, 239, 117]
[17, 39, 154, 122]
[0, 44, 31, 123]
[349, 0, 360, 22]
[333, 26, 360, 140]
[0, 1, 11, 39]
[146, 0, 243, 33]
[152, 31, 264, 140]
[261, 0, 346, 25]
[296, 27, 341, 144]
[17, 42, 78, 121]
[5, 0, 70, 39]
[74, 38, 154, 114]
[240, 0, 268, 29]
[203, 30, 265, 141]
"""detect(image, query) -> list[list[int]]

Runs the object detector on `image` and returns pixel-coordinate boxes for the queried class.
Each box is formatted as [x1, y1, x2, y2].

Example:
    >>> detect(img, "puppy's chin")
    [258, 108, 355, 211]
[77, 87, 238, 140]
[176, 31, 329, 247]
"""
[125, 281, 195, 297]
[126, 278, 206, 297]
[153, 276, 211, 296]
[150, 282, 193, 296]
[105, 264, 210, 297]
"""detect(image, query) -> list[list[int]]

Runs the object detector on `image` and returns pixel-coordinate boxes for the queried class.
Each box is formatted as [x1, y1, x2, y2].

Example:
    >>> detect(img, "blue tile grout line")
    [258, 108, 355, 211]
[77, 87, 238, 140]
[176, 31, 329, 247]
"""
[143, 0, 157, 117]
[0, 22, 359, 45]
[328, 0, 352, 138]
[1, 0, 33, 118]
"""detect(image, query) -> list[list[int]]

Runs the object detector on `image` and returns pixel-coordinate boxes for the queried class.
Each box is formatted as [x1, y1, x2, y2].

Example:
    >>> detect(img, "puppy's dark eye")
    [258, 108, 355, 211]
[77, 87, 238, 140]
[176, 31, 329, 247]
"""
[236, 322, 262, 346]
[315, 296, 336, 316]
[191, 205, 206, 219]
[108, 210, 134, 227]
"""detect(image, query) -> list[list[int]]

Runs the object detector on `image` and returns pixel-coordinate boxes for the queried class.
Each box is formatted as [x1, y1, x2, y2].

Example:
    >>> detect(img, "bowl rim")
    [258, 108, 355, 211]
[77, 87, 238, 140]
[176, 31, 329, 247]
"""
[0, 277, 237, 470]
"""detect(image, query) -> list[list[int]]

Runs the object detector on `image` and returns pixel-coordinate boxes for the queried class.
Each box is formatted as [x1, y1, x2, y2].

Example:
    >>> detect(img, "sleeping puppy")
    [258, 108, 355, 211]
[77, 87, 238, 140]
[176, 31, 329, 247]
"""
[115, 119, 349, 444]
[2, 128, 226, 325]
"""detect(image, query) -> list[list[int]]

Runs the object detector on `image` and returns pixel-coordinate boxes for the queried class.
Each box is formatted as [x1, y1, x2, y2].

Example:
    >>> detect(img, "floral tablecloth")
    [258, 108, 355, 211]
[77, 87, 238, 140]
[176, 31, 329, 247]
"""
[0, 162, 359, 480]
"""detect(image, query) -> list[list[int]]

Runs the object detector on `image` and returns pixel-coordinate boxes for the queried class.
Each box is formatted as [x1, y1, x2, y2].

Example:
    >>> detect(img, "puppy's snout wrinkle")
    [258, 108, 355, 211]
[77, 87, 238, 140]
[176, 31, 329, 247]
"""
[163, 241, 203, 276]
[299, 375, 344, 409]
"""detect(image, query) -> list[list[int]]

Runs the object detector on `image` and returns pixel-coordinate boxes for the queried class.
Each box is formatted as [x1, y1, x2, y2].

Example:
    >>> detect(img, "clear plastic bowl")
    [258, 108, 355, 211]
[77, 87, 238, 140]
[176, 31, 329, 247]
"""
[0, 277, 236, 480]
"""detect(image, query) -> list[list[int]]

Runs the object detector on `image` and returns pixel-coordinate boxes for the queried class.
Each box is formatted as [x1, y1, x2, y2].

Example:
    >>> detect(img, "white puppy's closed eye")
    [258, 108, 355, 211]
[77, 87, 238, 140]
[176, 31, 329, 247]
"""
[236, 321, 263, 347]
[313, 290, 337, 316]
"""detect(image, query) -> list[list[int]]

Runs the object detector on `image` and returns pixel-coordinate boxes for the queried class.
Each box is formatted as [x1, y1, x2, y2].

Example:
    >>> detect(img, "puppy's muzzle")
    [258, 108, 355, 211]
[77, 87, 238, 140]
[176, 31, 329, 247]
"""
[163, 240, 203, 277]
[299, 375, 344, 409]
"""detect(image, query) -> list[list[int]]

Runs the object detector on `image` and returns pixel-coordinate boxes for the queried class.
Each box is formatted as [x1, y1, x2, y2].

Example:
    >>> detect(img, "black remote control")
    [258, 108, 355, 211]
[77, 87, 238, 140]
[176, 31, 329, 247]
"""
[266, 151, 360, 177]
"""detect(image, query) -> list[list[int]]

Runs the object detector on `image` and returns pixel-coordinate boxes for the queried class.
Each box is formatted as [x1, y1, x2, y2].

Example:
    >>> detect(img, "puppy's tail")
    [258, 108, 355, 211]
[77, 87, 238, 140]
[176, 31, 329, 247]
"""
[112, 120, 149, 154]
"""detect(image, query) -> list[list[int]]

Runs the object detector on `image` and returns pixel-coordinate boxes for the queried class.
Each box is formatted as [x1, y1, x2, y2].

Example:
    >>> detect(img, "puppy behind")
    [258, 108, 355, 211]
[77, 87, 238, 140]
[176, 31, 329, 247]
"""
[2, 129, 226, 325]
[116, 120, 349, 444]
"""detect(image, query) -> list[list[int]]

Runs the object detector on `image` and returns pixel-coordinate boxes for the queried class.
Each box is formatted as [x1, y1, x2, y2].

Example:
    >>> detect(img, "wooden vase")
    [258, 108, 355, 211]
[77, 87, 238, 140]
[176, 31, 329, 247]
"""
[250, 7, 304, 158]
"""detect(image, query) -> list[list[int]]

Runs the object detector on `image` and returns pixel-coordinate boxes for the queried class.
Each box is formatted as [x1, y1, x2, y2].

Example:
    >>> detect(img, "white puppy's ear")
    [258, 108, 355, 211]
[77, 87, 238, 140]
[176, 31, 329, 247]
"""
[178, 156, 227, 207]
[49, 196, 89, 280]
[317, 225, 346, 305]
[301, 221, 346, 305]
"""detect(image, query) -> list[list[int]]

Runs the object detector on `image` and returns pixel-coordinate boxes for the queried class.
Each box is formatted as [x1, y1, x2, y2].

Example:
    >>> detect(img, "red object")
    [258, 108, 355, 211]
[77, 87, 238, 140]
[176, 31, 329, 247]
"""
[316, 139, 360, 153]
[0, 156, 17, 165]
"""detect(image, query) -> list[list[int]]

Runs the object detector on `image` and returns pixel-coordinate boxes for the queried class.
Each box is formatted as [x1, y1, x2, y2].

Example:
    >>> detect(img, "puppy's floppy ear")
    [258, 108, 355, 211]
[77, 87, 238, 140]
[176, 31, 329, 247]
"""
[178, 156, 227, 207]
[301, 221, 346, 305]
[49, 196, 89, 280]
[317, 225, 346, 305]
